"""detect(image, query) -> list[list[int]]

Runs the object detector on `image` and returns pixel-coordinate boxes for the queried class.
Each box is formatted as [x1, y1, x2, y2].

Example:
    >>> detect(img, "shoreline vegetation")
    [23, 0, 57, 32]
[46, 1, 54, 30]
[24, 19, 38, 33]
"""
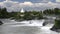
[50, 19, 60, 32]
[0, 8, 60, 32]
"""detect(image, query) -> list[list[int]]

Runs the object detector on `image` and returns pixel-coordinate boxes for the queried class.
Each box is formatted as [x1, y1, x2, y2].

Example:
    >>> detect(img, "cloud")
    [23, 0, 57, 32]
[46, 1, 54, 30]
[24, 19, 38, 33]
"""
[0, 0, 20, 12]
[0, 0, 60, 12]
[20, 2, 33, 6]
[41, 0, 50, 2]
[56, 0, 60, 2]
[6, 0, 11, 1]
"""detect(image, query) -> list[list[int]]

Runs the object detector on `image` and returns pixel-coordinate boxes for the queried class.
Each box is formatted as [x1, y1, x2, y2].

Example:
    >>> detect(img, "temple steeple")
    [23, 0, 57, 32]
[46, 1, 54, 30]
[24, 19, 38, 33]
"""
[20, 8, 25, 13]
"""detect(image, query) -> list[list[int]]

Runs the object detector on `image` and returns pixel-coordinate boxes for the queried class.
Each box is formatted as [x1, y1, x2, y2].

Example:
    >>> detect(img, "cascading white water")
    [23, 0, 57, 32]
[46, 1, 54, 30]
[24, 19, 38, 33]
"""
[0, 19, 59, 34]
[27, 20, 45, 26]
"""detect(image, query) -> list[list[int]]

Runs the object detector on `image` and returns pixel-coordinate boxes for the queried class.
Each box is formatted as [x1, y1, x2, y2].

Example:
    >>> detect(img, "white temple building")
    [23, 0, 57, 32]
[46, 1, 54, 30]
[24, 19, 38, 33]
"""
[20, 8, 25, 17]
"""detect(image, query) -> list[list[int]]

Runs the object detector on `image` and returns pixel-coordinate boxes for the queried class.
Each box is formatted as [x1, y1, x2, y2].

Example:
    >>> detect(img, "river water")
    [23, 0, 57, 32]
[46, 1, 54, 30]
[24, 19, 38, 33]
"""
[0, 19, 59, 34]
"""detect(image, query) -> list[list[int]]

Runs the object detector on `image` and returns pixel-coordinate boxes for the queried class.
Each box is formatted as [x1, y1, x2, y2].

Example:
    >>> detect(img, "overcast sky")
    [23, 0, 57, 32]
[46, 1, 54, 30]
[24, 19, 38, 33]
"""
[0, 0, 60, 12]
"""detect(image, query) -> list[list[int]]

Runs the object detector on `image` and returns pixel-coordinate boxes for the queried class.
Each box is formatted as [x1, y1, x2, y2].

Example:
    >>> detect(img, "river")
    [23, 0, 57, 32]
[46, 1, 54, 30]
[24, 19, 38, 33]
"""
[0, 19, 59, 34]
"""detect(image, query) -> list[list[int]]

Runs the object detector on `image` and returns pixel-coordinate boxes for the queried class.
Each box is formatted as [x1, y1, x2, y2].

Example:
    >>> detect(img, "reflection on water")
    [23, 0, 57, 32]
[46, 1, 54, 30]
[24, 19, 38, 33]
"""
[0, 19, 59, 34]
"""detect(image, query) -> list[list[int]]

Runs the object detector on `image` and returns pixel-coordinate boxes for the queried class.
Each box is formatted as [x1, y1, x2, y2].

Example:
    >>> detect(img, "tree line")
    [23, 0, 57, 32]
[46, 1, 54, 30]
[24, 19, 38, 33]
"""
[43, 8, 60, 15]
[0, 8, 60, 20]
[0, 8, 43, 20]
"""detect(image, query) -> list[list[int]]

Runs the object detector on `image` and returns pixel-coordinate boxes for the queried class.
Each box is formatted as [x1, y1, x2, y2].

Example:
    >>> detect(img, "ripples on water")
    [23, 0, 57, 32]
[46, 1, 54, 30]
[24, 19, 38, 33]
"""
[0, 19, 59, 34]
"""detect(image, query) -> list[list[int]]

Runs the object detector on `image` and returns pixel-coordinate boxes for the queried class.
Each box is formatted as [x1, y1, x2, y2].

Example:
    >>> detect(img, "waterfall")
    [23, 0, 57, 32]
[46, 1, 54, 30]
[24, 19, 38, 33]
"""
[23, 20, 45, 26]
[0, 19, 59, 34]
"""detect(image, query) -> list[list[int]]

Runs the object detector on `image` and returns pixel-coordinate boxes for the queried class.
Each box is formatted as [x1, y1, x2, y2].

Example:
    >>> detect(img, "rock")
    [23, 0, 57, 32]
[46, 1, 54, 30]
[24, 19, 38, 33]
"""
[0, 21, 3, 25]
[43, 22, 48, 26]
[50, 26, 60, 32]
[43, 22, 46, 26]
[50, 26, 57, 31]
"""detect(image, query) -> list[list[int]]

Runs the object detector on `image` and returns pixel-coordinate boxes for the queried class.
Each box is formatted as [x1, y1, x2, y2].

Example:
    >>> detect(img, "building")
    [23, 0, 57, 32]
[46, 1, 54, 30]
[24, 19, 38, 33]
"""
[20, 8, 25, 13]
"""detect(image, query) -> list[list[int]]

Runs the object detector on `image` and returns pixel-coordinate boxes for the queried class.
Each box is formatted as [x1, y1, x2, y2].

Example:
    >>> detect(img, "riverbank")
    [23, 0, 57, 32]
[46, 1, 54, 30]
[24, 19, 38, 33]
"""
[50, 19, 60, 32]
[50, 26, 60, 32]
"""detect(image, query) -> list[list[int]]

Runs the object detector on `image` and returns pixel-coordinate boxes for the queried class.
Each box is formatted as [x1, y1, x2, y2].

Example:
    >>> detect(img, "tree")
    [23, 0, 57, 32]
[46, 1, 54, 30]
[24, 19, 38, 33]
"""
[54, 8, 60, 15]
[0, 8, 9, 18]
[55, 19, 60, 29]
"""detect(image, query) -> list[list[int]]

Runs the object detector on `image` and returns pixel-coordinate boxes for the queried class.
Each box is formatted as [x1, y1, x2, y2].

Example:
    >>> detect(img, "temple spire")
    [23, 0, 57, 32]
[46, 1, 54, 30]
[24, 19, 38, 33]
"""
[20, 8, 24, 13]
